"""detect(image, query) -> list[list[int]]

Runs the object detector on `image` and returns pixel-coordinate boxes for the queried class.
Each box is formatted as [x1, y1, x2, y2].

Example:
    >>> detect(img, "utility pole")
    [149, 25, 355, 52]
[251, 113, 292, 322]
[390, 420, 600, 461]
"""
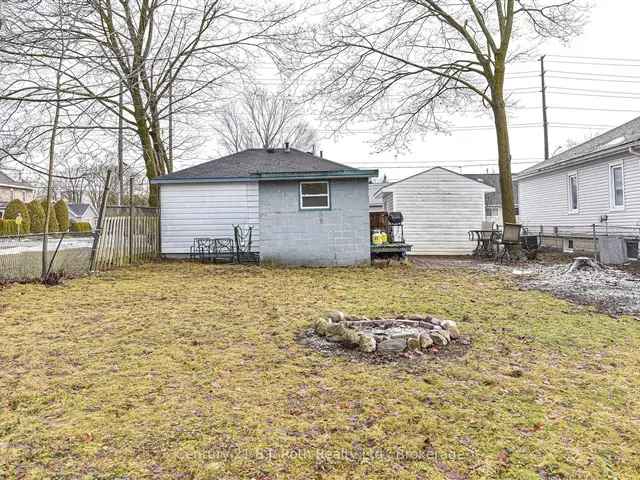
[118, 81, 124, 205]
[540, 55, 550, 160]
[168, 71, 174, 173]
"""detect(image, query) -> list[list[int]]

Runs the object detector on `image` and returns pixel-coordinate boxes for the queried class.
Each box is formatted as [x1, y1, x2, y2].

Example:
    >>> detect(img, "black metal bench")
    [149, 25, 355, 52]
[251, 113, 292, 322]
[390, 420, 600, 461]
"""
[189, 226, 259, 264]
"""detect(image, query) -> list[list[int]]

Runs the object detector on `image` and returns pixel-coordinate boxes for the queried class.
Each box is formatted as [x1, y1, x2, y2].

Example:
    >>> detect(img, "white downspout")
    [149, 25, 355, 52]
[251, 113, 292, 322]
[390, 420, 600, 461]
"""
[629, 145, 640, 157]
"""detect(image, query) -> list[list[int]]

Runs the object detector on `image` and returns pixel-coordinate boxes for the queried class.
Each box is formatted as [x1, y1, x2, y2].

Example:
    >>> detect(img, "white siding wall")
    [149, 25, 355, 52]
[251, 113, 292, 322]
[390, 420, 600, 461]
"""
[384, 168, 493, 255]
[160, 182, 259, 254]
[519, 154, 640, 230]
[382, 192, 394, 212]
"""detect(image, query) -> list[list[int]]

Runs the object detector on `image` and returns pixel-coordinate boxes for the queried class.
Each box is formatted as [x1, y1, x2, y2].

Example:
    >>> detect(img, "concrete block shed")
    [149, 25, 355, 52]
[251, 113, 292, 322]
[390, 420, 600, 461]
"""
[151, 147, 377, 266]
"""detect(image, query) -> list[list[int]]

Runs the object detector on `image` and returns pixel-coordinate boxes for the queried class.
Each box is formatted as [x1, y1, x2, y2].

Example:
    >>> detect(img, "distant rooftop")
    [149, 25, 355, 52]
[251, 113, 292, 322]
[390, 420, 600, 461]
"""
[368, 182, 390, 206]
[517, 115, 640, 178]
[462, 173, 519, 206]
[0, 170, 34, 190]
[68, 203, 93, 218]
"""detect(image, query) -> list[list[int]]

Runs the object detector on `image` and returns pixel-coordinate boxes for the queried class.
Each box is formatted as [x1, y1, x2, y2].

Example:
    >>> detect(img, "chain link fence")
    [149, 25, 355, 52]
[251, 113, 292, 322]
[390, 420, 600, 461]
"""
[0, 233, 94, 283]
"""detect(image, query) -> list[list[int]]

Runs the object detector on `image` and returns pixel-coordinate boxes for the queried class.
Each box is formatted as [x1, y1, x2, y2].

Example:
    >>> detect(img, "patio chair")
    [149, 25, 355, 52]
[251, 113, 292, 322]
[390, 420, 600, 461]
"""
[210, 237, 235, 263]
[233, 225, 259, 263]
[496, 223, 522, 264]
[481, 221, 495, 231]
[190, 237, 213, 261]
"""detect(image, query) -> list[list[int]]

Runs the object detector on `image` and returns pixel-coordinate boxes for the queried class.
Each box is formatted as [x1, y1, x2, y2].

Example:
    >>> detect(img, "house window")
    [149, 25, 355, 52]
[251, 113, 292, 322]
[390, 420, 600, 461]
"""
[567, 173, 578, 212]
[300, 181, 330, 209]
[485, 206, 500, 218]
[609, 163, 625, 209]
[627, 241, 639, 260]
[564, 239, 575, 253]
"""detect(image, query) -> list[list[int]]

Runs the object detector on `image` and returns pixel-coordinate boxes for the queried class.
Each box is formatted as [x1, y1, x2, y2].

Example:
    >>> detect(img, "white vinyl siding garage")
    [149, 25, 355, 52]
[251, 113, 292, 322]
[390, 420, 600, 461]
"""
[160, 182, 259, 254]
[380, 167, 494, 255]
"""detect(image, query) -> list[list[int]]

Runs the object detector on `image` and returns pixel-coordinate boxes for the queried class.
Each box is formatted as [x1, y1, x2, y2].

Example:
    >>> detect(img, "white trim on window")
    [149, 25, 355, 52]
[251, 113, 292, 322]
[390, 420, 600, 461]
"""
[567, 170, 579, 214]
[609, 162, 625, 210]
[299, 181, 330, 210]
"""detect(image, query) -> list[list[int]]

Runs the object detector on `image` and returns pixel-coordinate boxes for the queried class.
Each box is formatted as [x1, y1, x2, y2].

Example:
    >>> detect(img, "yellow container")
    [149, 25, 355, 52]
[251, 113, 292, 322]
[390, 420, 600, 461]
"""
[372, 230, 388, 245]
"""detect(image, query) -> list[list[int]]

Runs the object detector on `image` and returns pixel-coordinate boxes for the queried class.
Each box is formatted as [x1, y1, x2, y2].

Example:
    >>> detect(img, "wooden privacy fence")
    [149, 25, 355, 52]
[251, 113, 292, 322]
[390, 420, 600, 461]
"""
[93, 215, 160, 270]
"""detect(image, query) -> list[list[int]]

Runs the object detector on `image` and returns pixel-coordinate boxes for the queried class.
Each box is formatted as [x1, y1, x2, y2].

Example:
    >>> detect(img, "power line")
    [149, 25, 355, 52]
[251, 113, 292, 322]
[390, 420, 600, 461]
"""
[550, 106, 640, 113]
[549, 70, 640, 80]
[550, 122, 616, 129]
[548, 75, 640, 85]
[547, 54, 640, 63]
[546, 90, 640, 100]
[348, 157, 543, 165]
[546, 59, 640, 68]
[348, 161, 540, 169]
[549, 86, 640, 96]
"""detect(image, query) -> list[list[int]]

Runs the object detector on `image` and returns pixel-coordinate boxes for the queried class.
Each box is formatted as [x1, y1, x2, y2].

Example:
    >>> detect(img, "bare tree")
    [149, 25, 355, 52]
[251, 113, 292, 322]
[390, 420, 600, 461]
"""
[214, 88, 319, 153]
[0, 0, 299, 205]
[291, 0, 588, 224]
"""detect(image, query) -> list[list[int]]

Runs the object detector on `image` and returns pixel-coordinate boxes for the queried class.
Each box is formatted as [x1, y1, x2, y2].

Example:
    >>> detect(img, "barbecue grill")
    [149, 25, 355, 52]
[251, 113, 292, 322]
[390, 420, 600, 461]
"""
[388, 212, 403, 225]
[388, 212, 404, 243]
[369, 210, 412, 259]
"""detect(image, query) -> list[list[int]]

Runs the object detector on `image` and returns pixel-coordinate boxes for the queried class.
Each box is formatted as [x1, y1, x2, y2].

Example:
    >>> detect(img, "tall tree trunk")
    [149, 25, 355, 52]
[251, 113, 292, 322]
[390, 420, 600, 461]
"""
[42, 7, 65, 281]
[42, 95, 62, 280]
[491, 62, 517, 226]
[130, 85, 163, 206]
[493, 102, 517, 225]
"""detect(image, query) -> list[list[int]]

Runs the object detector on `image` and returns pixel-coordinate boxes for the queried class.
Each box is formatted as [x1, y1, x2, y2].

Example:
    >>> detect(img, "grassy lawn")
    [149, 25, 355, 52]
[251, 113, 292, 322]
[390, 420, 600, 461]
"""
[1, 262, 639, 479]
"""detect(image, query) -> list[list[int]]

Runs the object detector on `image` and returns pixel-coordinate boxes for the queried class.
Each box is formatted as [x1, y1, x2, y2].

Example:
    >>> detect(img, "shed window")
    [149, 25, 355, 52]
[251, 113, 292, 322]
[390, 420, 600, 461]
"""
[567, 173, 578, 212]
[300, 181, 330, 209]
[609, 164, 625, 209]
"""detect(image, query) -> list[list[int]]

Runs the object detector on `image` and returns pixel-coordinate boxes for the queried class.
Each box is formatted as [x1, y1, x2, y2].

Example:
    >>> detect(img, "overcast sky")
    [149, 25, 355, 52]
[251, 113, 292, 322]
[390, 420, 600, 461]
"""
[296, 1, 640, 181]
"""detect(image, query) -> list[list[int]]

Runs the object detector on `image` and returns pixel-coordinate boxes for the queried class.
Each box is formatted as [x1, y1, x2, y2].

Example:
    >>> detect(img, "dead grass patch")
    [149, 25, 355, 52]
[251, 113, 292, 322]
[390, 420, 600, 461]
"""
[0, 262, 639, 479]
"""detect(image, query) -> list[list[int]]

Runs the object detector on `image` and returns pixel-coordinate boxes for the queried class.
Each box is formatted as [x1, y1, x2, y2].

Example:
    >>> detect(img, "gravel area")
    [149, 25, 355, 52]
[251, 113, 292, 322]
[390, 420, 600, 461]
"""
[482, 262, 640, 317]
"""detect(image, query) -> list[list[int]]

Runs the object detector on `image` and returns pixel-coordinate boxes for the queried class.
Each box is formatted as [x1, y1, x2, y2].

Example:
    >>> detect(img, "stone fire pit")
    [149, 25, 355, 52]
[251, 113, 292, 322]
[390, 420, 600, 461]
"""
[313, 311, 461, 354]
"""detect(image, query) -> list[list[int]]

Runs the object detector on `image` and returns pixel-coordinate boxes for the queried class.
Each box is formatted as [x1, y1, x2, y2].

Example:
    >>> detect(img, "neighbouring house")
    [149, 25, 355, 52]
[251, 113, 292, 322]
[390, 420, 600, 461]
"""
[462, 173, 519, 225]
[150, 147, 378, 266]
[0, 170, 35, 218]
[68, 203, 99, 228]
[373, 167, 494, 255]
[515, 115, 640, 261]
[368, 181, 390, 212]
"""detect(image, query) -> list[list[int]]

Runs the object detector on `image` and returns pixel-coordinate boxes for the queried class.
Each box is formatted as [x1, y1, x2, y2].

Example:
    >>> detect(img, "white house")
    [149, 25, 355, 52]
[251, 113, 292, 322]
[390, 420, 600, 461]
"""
[374, 167, 494, 255]
[515, 115, 640, 260]
[68, 203, 99, 228]
[0, 170, 35, 218]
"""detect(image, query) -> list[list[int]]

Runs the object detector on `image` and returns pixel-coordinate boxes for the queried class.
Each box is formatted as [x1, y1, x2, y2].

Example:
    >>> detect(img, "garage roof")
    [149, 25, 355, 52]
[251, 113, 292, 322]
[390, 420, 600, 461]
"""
[151, 148, 377, 184]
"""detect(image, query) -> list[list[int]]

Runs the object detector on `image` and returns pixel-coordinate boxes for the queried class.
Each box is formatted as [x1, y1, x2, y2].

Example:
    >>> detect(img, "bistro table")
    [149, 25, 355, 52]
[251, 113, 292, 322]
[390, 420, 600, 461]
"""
[468, 229, 501, 257]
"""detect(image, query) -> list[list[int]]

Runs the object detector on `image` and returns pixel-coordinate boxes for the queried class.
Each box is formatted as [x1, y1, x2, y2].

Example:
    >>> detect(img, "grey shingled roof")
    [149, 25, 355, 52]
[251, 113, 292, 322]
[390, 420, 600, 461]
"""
[152, 148, 374, 183]
[68, 203, 91, 218]
[0, 170, 33, 189]
[462, 173, 518, 206]
[517, 115, 640, 178]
